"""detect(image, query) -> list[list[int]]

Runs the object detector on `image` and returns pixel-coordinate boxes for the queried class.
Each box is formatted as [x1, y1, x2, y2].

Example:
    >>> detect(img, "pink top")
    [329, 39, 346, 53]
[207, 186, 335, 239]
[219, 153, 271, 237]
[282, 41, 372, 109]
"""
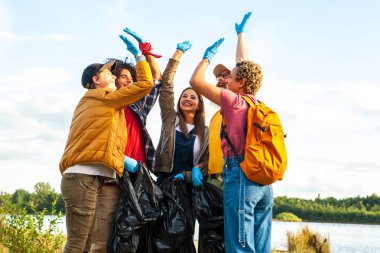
[220, 89, 256, 158]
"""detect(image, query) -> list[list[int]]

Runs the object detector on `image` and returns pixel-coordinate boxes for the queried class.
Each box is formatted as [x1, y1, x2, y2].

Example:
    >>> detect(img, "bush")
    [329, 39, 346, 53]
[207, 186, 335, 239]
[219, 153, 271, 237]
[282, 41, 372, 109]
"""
[275, 212, 302, 222]
[0, 197, 65, 253]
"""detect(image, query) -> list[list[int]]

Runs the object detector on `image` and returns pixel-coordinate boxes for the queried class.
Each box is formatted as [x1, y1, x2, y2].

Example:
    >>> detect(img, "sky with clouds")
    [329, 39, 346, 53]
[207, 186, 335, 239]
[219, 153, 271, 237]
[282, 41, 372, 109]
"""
[0, 0, 379, 199]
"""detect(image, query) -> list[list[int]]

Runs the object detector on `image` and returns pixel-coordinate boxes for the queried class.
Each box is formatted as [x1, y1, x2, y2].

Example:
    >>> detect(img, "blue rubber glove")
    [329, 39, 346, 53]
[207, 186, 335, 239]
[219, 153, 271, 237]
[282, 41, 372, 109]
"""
[192, 167, 203, 187]
[176, 41, 192, 53]
[123, 27, 145, 43]
[124, 156, 139, 173]
[122, 27, 162, 58]
[119, 34, 141, 57]
[235, 12, 252, 35]
[203, 38, 224, 63]
[174, 172, 185, 180]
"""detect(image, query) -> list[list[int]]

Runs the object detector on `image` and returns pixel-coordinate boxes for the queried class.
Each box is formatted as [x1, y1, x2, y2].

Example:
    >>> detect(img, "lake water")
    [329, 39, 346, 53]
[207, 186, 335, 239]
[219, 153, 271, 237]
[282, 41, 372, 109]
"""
[272, 221, 380, 253]
[53, 217, 380, 253]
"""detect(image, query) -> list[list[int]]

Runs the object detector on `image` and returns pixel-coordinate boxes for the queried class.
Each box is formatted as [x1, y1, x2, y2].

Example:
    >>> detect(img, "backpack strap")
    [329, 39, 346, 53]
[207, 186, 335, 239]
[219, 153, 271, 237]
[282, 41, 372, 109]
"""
[220, 122, 243, 163]
[242, 95, 262, 107]
[242, 95, 267, 132]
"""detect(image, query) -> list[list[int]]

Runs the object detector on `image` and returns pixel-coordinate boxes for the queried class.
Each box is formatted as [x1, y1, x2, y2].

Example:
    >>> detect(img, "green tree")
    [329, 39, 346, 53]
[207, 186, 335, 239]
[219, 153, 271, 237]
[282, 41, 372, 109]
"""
[0, 191, 12, 211]
[11, 189, 31, 212]
[30, 182, 60, 213]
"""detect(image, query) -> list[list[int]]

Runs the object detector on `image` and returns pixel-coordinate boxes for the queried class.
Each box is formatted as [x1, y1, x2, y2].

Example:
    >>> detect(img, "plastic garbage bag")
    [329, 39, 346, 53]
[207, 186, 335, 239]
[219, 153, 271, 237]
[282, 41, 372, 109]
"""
[108, 163, 163, 253]
[153, 178, 195, 253]
[193, 181, 224, 253]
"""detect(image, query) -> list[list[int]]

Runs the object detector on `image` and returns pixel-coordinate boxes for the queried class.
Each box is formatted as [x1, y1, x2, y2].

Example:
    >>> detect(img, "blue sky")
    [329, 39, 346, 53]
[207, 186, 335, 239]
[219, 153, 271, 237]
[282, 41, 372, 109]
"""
[0, 0, 379, 199]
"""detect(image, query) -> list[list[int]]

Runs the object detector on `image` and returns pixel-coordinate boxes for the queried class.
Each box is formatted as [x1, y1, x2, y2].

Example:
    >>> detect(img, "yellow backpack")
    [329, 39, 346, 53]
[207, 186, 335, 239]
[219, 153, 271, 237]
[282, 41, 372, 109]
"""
[221, 96, 287, 185]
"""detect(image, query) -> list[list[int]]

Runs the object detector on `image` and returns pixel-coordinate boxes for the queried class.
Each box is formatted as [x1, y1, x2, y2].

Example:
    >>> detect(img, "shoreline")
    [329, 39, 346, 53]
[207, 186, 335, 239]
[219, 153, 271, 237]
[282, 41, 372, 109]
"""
[273, 219, 380, 226]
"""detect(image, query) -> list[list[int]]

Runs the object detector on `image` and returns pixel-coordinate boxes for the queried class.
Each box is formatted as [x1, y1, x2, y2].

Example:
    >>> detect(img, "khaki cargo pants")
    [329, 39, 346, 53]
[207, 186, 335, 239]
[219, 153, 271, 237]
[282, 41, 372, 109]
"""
[61, 173, 120, 253]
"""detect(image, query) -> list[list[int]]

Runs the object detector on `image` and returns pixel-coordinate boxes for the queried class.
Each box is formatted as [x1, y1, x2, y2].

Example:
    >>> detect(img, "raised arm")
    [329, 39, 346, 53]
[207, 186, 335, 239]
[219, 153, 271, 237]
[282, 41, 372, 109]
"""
[160, 41, 192, 120]
[107, 35, 153, 108]
[121, 27, 163, 115]
[172, 40, 192, 61]
[123, 27, 162, 81]
[190, 38, 224, 105]
[235, 12, 252, 63]
[146, 55, 161, 81]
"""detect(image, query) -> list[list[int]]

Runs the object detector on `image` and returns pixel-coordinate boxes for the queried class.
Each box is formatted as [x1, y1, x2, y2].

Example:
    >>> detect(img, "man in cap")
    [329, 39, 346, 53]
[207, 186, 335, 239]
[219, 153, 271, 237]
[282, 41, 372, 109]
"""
[59, 41, 153, 252]
[206, 63, 231, 189]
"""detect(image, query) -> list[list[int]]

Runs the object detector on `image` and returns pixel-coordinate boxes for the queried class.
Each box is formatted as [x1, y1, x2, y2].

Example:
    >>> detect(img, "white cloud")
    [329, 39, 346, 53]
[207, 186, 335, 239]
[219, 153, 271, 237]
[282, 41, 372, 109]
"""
[0, 66, 81, 190]
[274, 154, 380, 199]
[0, 31, 81, 42]
[0, 161, 62, 193]
[0, 67, 73, 91]
[260, 78, 380, 198]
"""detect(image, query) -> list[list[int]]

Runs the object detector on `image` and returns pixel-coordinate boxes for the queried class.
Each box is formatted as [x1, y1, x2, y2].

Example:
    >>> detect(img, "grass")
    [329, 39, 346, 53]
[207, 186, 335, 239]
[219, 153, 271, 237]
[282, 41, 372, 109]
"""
[272, 225, 331, 253]
[0, 243, 8, 253]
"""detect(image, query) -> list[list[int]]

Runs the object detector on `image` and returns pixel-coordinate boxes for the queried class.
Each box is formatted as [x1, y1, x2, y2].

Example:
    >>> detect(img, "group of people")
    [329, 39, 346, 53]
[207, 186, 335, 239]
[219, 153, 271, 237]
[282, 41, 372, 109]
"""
[59, 12, 274, 253]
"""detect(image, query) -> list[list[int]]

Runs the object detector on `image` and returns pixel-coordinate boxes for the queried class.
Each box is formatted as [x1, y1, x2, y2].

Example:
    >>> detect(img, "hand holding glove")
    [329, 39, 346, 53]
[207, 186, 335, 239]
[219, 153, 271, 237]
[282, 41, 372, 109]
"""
[235, 12, 252, 35]
[174, 172, 185, 180]
[123, 27, 162, 58]
[176, 41, 192, 53]
[119, 35, 141, 58]
[203, 38, 224, 63]
[192, 167, 203, 187]
[124, 156, 139, 173]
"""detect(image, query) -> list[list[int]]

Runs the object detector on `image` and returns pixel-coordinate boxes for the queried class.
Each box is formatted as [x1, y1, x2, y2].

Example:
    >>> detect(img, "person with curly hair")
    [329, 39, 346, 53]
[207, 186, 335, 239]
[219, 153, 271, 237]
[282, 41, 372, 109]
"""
[190, 12, 273, 253]
[86, 28, 163, 253]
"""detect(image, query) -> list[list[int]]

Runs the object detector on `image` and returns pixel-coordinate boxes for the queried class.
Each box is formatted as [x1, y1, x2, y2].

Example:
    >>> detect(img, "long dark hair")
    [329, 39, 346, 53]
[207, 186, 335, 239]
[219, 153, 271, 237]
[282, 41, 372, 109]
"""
[176, 87, 206, 148]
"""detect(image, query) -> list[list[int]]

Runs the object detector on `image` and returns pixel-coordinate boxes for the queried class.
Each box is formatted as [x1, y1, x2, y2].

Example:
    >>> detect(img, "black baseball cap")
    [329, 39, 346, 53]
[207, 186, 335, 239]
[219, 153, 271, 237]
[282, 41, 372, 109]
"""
[81, 60, 116, 89]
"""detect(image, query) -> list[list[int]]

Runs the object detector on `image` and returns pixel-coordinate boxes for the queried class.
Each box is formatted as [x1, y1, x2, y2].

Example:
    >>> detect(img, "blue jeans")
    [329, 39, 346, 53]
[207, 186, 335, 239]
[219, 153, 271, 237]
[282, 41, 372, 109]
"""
[223, 157, 273, 253]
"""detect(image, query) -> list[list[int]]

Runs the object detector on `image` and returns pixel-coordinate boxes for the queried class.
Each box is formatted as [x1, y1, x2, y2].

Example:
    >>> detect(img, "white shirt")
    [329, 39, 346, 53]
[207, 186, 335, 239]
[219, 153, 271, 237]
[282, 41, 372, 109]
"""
[63, 163, 116, 178]
[176, 123, 200, 164]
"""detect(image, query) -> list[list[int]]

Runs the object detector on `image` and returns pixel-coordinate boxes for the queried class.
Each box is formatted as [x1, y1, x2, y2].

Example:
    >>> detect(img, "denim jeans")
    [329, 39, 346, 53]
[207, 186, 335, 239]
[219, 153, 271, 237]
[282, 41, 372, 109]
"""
[223, 157, 273, 253]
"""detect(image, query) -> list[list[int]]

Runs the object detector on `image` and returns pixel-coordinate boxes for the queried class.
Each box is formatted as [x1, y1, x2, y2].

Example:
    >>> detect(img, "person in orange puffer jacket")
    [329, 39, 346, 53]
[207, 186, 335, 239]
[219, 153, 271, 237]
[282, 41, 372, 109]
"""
[59, 36, 153, 253]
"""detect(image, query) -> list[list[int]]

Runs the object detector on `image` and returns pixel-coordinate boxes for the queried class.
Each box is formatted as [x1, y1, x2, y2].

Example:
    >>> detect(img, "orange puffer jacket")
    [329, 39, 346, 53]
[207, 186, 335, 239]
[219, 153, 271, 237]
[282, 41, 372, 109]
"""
[59, 61, 153, 176]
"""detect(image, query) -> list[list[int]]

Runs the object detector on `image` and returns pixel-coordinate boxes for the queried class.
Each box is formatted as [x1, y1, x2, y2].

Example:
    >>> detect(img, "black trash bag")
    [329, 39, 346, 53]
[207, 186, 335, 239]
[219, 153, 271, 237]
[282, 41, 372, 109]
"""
[193, 181, 224, 253]
[132, 164, 163, 222]
[152, 178, 195, 253]
[134, 222, 155, 253]
[108, 163, 163, 253]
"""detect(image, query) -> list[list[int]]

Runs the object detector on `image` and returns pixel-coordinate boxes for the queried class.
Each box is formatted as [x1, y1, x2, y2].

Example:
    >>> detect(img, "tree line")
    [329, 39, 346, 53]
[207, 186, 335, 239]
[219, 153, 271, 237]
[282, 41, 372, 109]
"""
[274, 195, 380, 224]
[1, 182, 380, 224]
[0, 182, 65, 214]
